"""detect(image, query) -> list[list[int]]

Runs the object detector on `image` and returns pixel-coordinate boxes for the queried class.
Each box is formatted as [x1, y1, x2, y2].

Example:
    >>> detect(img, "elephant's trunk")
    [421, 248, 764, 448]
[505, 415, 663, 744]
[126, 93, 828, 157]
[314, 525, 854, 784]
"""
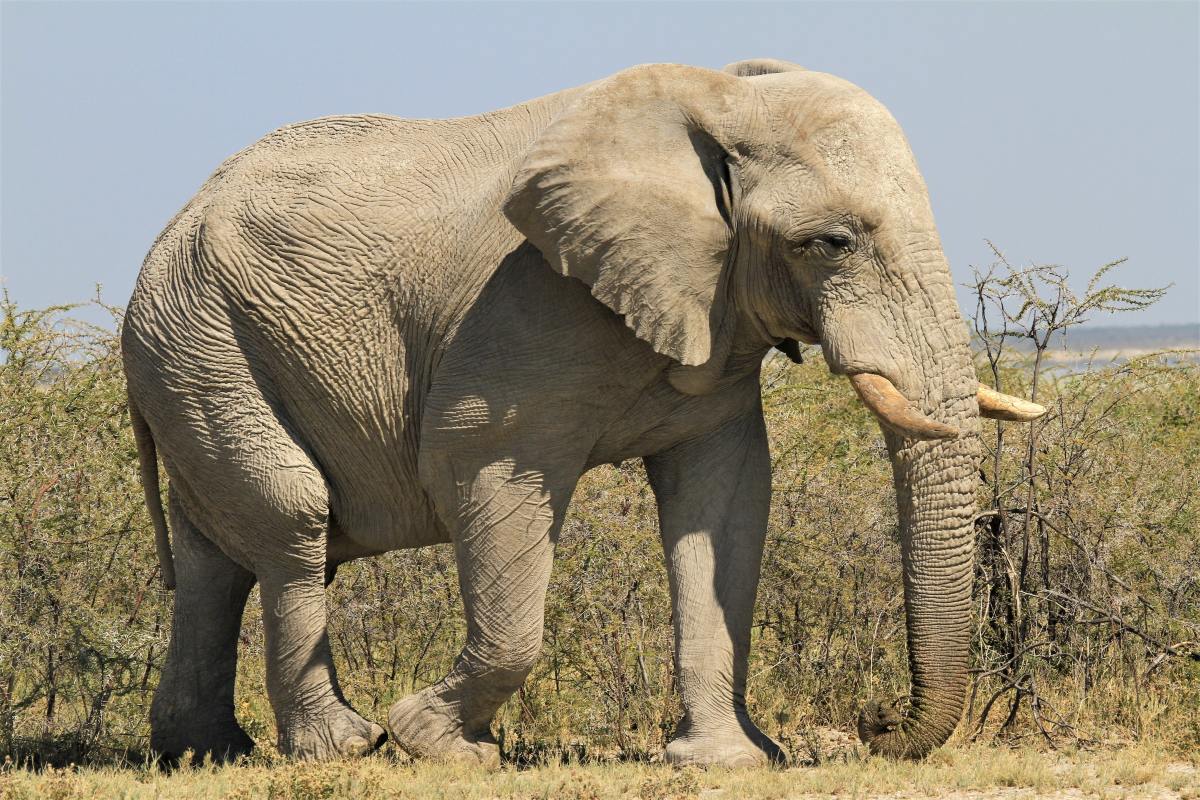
[858, 427, 978, 758]
[846, 232, 982, 759]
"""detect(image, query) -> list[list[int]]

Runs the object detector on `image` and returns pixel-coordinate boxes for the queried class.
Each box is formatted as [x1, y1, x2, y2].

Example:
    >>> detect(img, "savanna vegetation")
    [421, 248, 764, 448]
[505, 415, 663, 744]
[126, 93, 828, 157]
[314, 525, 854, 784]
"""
[1, 256, 1197, 798]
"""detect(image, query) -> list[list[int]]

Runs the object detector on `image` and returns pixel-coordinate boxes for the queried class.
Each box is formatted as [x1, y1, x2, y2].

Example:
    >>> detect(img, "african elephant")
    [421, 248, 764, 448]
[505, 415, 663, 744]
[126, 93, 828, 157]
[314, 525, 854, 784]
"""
[121, 58, 1043, 766]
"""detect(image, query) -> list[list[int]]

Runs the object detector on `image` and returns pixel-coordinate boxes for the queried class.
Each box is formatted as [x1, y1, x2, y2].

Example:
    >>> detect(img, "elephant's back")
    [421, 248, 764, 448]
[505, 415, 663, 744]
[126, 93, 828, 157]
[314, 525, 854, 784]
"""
[140, 90, 577, 326]
[124, 98, 579, 553]
[122, 120, 445, 552]
[172, 111, 520, 420]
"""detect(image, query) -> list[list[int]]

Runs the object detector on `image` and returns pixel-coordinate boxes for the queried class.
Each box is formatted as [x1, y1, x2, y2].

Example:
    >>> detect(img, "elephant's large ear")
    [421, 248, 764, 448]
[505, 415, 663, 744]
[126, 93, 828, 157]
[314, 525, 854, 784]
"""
[722, 58, 806, 77]
[503, 64, 745, 367]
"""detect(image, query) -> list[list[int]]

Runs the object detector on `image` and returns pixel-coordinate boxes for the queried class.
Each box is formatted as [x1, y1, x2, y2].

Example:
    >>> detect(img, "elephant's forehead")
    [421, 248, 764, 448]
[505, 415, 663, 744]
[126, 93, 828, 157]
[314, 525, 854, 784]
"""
[758, 69, 895, 126]
[756, 79, 924, 210]
[808, 115, 918, 188]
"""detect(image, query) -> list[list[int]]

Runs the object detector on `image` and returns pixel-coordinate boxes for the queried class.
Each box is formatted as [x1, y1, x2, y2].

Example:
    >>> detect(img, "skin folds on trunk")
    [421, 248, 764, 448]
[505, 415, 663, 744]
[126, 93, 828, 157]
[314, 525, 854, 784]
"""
[858, 430, 978, 758]
[844, 372, 1037, 757]
[841, 239, 983, 759]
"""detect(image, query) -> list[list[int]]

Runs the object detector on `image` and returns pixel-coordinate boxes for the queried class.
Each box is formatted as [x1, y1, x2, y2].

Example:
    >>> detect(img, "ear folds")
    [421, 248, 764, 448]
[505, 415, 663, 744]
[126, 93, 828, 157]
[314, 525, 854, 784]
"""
[502, 64, 744, 367]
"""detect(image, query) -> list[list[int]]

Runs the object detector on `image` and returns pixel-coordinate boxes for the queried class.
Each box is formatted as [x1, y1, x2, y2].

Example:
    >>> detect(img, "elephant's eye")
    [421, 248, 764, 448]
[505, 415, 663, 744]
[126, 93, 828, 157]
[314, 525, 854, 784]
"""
[798, 232, 855, 261]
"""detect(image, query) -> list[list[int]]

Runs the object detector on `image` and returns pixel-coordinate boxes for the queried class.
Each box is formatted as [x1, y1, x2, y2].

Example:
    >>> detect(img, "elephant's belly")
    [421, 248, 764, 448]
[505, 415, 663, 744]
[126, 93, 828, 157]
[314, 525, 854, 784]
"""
[325, 470, 450, 562]
[263, 306, 453, 558]
[277, 370, 447, 559]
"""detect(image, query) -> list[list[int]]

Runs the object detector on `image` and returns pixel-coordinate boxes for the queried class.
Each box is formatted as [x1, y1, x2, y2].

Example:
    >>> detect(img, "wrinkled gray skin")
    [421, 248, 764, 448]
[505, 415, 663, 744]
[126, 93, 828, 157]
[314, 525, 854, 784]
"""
[123, 59, 998, 766]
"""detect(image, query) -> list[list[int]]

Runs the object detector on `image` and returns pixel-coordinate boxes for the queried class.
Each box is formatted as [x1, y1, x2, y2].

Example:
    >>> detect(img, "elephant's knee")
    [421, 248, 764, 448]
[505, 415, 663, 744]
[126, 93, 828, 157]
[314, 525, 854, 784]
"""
[490, 641, 542, 688]
[467, 635, 542, 691]
[491, 652, 540, 690]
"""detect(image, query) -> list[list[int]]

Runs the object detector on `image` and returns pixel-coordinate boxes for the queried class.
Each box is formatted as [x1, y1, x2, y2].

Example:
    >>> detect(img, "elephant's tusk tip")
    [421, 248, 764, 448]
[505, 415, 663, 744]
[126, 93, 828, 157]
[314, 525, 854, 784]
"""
[977, 385, 1047, 422]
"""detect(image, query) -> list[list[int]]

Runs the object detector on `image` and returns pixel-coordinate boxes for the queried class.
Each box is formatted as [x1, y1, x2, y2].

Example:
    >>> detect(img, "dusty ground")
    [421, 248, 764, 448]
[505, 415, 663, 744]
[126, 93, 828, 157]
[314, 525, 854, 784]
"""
[1, 741, 1196, 799]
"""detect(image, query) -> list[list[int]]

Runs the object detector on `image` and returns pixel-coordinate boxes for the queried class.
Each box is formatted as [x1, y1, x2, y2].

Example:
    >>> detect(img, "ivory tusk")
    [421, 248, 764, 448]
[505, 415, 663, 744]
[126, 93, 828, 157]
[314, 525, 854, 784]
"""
[977, 385, 1047, 422]
[848, 373, 959, 441]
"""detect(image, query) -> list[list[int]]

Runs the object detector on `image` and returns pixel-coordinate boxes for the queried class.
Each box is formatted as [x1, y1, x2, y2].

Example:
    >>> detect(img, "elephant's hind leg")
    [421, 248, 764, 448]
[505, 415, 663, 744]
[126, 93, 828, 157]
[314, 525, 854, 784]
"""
[150, 489, 255, 764]
[236, 449, 386, 761]
[258, 548, 387, 761]
[163, 397, 385, 761]
[389, 458, 573, 766]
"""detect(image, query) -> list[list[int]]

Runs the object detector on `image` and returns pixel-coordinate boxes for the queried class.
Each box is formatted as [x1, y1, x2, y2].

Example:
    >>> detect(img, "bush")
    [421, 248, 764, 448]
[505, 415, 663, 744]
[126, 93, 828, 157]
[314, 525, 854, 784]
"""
[0, 297, 168, 763]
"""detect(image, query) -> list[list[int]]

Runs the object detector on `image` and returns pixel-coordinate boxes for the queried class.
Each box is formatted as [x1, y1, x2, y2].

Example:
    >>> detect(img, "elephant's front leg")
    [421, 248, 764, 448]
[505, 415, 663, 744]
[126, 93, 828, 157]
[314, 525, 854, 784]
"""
[389, 459, 571, 766]
[645, 406, 786, 767]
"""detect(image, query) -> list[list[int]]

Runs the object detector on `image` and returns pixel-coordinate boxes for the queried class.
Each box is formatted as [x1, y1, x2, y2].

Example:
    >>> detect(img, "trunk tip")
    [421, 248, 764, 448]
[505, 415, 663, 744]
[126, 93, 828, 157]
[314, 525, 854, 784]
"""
[857, 699, 942, 761]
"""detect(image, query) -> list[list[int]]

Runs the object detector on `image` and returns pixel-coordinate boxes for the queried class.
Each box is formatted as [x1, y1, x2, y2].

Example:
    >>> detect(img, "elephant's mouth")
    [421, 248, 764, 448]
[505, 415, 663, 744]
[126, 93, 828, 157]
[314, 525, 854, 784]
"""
[847, 372, 1045, 441]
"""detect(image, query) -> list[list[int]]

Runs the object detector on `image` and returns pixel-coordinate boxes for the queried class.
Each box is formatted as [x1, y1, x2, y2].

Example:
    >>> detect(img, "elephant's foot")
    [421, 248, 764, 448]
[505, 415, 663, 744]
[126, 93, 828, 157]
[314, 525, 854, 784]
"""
[150, 716, 256, 765]
[387, 689, 500, 767]
[665, 717, 787, 768]
[278, 703, 387, 761]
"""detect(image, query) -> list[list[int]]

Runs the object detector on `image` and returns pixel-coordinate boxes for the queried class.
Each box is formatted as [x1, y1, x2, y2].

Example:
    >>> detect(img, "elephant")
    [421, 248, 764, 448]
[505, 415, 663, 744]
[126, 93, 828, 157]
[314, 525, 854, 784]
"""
[121, 58, 1044, 767]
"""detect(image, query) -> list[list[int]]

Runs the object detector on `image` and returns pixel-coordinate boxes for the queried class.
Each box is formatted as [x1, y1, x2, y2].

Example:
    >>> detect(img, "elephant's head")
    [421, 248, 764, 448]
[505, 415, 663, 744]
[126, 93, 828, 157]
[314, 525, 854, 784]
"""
[504, 60, 1043, 759]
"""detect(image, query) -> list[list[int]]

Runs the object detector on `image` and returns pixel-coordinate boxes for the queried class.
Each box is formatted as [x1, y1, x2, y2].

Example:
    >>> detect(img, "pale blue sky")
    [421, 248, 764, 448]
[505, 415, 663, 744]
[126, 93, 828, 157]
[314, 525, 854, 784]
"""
[2, 1, 1197, 327]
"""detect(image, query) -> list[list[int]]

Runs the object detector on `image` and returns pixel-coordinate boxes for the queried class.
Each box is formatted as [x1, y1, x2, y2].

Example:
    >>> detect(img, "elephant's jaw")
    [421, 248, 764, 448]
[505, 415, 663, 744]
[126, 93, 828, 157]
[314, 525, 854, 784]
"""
[848, 373, 1046, 441]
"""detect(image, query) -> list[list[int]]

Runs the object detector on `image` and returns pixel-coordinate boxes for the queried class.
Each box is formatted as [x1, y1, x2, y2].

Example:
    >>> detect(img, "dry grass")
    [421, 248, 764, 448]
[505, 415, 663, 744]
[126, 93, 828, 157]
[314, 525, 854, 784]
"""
[1, 743, 1196, 800]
